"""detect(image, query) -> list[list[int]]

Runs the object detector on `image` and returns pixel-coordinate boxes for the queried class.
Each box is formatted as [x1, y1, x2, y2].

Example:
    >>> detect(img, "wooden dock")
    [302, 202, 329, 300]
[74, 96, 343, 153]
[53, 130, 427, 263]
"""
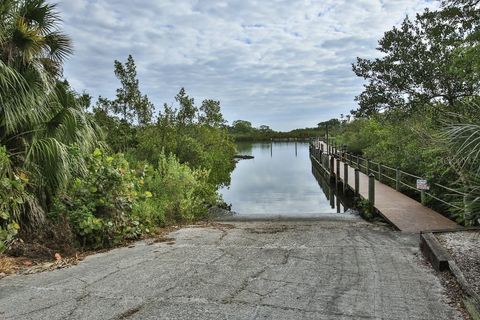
[311, 142, 460, 233]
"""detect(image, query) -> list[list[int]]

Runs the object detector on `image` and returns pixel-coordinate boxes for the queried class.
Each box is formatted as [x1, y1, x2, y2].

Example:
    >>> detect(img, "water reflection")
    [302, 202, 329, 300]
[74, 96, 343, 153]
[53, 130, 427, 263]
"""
[220, 142, 355, 218]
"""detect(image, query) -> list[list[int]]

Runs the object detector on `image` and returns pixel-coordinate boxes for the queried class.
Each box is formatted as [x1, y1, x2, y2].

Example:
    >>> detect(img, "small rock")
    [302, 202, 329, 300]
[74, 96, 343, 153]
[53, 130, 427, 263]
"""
[23, 260, 32, 267]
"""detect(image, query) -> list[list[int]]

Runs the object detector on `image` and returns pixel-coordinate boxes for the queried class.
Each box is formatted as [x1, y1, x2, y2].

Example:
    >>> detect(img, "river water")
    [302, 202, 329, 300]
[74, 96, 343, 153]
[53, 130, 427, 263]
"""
[220, 141, 356, 218]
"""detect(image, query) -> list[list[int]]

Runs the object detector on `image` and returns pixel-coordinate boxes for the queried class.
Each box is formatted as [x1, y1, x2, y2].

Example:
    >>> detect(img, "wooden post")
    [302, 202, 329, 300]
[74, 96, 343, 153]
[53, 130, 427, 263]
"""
[329, 185, 335, 209]
[368, 173, 375, 208]
[329, 156, 335, 179]
[336, 158, 340, 187]
[343, 163, 348, 193]
[366, 159, 370, 175]
[421, 190, 426, 206]
[356, 156, 360, 170]
[378, 163, 382, 181]
[395, 168, 400, 191]
[354, 169, 359, 197]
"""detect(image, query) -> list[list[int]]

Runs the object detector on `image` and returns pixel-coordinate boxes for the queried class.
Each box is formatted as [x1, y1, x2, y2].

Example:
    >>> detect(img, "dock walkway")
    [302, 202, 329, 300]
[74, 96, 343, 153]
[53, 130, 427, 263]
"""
[311, 142, 460, 233]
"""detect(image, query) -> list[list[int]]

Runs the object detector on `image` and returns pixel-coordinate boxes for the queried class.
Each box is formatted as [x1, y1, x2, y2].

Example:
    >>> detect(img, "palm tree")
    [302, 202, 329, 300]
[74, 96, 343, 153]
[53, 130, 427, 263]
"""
[0, 0, 72, 78]
[0, 0, 100, 227]
[443, 101, 480, 225]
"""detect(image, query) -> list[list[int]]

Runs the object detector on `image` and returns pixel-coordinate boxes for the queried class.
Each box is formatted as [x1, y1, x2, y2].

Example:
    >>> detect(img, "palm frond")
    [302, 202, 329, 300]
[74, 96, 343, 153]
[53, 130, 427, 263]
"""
[445, 122, 480, 175]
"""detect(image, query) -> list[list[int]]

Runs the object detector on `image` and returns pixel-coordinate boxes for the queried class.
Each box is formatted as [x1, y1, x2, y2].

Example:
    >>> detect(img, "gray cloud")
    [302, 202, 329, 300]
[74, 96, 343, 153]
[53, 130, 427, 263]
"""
[59, 0, 437, 130]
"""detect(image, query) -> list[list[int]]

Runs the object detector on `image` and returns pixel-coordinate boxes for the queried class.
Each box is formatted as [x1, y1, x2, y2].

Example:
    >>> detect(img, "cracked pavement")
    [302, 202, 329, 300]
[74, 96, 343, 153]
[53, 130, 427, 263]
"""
[0, 219, 462, 319]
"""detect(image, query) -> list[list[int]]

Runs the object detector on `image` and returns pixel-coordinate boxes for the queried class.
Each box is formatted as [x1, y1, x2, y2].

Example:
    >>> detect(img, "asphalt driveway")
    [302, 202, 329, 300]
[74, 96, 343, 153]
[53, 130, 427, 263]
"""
[0, 219, 461, 319]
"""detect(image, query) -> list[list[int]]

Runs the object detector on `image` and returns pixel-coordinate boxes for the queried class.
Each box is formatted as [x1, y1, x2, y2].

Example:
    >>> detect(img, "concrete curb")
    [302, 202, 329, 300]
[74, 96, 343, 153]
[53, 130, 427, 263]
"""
[420, 233, 450, 271]
[420, 231, 480, 319]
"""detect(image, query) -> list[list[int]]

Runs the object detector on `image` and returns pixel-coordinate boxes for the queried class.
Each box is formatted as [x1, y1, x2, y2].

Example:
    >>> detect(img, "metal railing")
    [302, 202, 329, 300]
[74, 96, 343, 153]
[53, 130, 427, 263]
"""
[309, 138, 466, 214]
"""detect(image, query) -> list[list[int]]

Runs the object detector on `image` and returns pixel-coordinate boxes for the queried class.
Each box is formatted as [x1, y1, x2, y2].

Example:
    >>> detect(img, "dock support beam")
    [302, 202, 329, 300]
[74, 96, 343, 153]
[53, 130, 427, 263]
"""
[329, 156, 335, 180]
[336, 159, 340, 187]
[354, 169, 359, 197]
[368, 173, 375, 209]
[395, 168, 401, 191]
[343, 163, 348, 193]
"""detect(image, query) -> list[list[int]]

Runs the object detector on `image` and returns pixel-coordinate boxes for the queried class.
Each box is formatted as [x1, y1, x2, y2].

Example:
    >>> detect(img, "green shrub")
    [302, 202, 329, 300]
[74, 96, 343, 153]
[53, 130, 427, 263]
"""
[0, 146, 29, 252]
[0, 176, 23, 252]
[51, 149, 155, 248]
[144, 153, 217, 224]
[51, 148, 219, 248]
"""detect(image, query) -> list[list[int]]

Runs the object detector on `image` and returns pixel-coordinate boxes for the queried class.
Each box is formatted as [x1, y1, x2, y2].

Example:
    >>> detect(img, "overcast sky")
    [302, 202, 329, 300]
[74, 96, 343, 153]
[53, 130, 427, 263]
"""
[58, 0, 437, 131]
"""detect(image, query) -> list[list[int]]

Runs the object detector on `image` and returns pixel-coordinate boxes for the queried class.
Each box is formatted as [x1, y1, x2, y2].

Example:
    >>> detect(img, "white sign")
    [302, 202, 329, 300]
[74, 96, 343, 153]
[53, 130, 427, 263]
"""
[416, 179, 429, 190]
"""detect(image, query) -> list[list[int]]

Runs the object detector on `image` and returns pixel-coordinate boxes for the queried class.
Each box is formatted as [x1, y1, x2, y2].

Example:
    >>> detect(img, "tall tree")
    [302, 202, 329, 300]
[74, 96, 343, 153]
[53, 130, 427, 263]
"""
[99, 55, 154, 125]
[0, 0, 72, 79]
[198, 99, 225, 128]
[0, 0, 100, 225]
[352, 1, 480, 116]
[175, 87, 197, 126]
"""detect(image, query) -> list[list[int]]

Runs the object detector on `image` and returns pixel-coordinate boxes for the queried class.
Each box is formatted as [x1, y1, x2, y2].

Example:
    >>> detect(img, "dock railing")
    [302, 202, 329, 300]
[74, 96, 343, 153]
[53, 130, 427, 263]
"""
[309, 138, 467, 216]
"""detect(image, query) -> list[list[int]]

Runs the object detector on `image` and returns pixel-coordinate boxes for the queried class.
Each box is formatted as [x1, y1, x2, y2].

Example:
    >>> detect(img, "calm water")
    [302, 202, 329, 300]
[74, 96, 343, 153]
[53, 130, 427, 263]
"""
[220, 142, 355, 218]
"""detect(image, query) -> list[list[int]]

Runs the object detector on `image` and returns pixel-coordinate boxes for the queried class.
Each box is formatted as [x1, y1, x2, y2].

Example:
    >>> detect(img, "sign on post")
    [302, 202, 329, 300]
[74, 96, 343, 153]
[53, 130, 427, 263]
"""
[416, 179, 429, 190]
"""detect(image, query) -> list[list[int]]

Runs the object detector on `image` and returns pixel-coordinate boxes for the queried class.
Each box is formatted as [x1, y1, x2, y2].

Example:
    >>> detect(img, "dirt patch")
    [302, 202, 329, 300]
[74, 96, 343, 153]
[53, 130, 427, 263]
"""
[246, 225, 289, 234]
[0, 253, 83, 279]
[417, 252, 471, 320]
[0, 224, 189, 279]
[193, 222, 236, 230]
[436, 230, 480, 298]
[437, 270, 472, 320]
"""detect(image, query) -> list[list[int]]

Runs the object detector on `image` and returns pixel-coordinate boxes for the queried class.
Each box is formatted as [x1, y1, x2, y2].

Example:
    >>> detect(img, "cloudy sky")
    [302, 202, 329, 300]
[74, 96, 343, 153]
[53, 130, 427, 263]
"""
[58, 0, 437, 131]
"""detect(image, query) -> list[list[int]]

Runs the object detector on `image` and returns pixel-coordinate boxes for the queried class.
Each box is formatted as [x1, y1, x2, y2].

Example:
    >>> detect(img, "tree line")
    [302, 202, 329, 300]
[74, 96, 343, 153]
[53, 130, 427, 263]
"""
[329, 0, 480, 225]
[0, 0, 235, 253]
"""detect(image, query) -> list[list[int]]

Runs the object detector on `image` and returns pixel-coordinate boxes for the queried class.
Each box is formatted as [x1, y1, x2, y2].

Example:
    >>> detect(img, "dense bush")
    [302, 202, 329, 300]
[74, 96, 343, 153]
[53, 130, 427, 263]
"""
[132, 90, 236, 187]
[144, 153, 218, 224]
[0, 146, 41, 253]
[50, 149, 153, 247]
[49, 148, 219, 248]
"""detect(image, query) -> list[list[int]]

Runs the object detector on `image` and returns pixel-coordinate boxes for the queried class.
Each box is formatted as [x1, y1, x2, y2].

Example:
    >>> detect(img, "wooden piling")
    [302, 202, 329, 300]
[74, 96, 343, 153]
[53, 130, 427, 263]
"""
[368, 173, 375, 208]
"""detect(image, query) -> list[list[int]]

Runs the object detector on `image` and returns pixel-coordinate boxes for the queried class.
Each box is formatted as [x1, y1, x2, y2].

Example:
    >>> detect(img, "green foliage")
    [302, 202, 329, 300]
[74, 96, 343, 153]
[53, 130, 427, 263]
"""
[228, 123, 326, 142]
[0, 3, 235, 253]
[353, 2, 480, 116]
[92, 107, 137, 153]
[231, 120, 253, 133]
[144, 153, 217, 224]
[134, 88, 236, 187]
[97, 55, 154, 125]
[343, 1, 480, 226]
[355, 198, 375, 222]
[0, 146, 34, 252]
[0, 0, 73, 77]
[0, 1, 99, 229]
[0, 174, 24, 252]
[51, 147, 219, 248]
[51, 149, 155, 247]
[442, 102, 480, 225]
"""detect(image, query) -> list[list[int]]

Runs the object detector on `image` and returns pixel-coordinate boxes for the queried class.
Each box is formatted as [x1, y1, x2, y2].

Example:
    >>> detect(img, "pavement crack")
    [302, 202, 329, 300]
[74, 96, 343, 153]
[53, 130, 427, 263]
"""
[222, 266, 267, 303]
[280, 249, 291, 265]
[115, 305, 142, 319]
